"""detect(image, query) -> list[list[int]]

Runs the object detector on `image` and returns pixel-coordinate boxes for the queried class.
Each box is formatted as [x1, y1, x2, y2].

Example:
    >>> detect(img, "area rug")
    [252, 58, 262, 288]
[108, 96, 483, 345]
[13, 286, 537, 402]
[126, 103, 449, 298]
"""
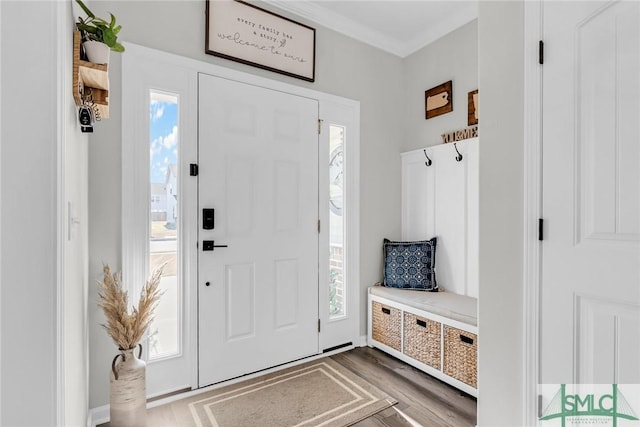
[171, 358, 397, 427]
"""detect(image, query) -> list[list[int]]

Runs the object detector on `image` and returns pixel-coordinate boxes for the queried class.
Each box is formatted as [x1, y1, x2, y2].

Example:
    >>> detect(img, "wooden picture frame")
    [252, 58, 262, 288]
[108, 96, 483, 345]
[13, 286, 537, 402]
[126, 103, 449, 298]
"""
[468, 89, 478, 126]
[205, 0, 316, 82]
[425, 81, 453, 119]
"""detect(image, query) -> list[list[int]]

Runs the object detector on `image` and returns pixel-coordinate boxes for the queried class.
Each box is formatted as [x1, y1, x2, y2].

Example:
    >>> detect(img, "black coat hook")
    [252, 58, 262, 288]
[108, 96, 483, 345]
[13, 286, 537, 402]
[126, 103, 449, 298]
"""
[454, 143, 463, 162]
[423, 149, 432, 167]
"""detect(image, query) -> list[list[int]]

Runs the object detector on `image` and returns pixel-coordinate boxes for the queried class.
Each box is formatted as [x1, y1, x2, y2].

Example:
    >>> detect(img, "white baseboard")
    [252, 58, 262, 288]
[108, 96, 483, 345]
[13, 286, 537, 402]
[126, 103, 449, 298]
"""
[87, 405, 109, 427]
[356, 334, 368, 347]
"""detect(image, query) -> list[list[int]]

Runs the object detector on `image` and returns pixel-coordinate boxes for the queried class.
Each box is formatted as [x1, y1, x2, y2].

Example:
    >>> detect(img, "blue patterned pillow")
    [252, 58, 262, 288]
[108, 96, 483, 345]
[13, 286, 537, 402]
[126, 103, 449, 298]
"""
[382, 238, 437, 291]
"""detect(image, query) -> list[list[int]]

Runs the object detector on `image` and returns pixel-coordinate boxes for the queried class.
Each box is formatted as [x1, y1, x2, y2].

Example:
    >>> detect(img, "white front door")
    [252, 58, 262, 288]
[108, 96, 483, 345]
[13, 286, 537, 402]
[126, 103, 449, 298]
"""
[198, 74, 320, 387]
[542, 0, 640, 385]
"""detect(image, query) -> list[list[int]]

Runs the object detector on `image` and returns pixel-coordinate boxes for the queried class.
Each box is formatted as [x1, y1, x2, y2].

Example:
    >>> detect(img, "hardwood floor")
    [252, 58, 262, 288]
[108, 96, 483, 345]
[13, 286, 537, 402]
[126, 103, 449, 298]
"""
[336, 347, 476, 427]
[98, 347, 477, 427]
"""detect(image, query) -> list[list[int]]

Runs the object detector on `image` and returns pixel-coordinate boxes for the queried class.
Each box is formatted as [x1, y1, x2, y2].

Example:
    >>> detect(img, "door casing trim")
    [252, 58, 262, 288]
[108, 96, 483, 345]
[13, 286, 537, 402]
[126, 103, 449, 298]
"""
[121, 42, 361, 393]
[523, 1, 542, 425]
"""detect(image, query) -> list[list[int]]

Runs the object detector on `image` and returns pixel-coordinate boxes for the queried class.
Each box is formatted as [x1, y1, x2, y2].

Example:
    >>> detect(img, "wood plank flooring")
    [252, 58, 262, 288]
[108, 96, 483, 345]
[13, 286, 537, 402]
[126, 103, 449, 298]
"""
[337, 347, 476, 427]
[98, 347, 476, 427]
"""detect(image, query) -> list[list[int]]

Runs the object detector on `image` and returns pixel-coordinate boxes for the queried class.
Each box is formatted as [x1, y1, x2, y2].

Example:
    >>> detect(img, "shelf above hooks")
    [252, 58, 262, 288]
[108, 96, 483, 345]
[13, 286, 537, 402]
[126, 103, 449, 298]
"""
[73, 31, 109, 119]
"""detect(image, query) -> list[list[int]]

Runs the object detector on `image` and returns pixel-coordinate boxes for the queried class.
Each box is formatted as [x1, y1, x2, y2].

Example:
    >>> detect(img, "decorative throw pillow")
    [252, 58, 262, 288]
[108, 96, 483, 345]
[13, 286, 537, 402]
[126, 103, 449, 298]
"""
[382, 237, 438, 291]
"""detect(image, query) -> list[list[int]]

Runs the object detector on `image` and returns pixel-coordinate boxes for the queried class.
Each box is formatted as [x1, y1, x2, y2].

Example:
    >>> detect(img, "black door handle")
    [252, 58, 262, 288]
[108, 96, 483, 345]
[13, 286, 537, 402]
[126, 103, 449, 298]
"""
[203, 240, 228, 251]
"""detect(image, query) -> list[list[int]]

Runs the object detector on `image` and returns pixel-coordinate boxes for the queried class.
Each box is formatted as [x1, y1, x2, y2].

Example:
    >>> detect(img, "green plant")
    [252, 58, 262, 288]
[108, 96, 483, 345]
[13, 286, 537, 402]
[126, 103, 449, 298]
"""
[75, 0, 125, 53]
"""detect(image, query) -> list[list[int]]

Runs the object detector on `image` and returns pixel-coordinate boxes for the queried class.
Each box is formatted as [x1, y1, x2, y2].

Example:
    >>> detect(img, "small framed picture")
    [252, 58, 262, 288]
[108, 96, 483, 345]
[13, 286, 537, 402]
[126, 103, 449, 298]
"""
[425, 80, 453, 119]
[468, 89, 478, 126]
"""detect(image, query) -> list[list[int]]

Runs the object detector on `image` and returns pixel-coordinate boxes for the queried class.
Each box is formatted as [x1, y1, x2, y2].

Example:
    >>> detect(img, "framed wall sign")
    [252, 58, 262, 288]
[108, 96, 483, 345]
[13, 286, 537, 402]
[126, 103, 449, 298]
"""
[206, 0, 316, 82]
[425, 80, 453, 119]
[468, 89, 478, 125]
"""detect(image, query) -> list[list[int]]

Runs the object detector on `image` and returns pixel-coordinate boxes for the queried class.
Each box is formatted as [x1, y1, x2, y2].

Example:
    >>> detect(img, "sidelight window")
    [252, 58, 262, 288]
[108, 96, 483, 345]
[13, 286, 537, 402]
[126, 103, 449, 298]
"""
[148, 91, 180, 360]
[329, 125, 345, 319]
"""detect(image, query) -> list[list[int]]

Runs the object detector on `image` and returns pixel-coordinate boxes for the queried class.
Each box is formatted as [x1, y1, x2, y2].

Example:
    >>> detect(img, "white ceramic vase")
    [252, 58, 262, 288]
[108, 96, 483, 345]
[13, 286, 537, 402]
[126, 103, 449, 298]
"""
[83, 40, 110, 65]
[110, 344, 146, 427]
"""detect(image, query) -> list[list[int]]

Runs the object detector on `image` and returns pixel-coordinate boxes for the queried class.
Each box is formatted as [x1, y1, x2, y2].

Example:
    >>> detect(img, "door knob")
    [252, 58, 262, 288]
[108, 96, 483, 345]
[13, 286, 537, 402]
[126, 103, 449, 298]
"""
[202, 240, 228, 251]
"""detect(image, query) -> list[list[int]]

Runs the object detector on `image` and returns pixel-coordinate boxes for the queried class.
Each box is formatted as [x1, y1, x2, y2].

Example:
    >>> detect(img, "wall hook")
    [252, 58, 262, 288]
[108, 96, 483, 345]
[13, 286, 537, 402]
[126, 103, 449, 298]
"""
[454, 143, 463, 162]
[423, 149, 432, 167]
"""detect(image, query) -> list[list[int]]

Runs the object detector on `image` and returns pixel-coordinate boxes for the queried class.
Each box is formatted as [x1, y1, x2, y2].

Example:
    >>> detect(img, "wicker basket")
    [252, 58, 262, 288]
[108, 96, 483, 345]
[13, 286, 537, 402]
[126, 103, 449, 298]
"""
[403, 312, 441, 369]
[443, 325, 478, 388]
[371, 301, 402, 351]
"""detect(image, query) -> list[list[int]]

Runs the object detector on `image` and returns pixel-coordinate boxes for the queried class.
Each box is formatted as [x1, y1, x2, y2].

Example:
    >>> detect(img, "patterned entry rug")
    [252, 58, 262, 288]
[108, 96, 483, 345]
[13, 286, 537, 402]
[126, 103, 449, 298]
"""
[171, 358, 397, 427]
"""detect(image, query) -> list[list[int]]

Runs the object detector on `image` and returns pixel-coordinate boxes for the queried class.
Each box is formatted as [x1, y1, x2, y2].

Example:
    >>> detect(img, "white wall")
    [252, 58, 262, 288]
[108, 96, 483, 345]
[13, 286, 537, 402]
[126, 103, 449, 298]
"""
[1, 2, 89, 426]
[1, 2, 59, 425]
[87, 0, 404, 408]
[477, 1, 524, 425]
[0, 1, 3, 421]
[403, 20, 478, 152]
[62, 2, 90, 425]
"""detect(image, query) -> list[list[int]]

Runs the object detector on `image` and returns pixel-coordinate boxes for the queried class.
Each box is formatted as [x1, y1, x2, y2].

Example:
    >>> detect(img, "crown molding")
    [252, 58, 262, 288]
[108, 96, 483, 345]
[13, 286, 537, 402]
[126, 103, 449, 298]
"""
[265, 0, 405, 56]
[264, 0, 478, 58]
[401, 2, 478, 57]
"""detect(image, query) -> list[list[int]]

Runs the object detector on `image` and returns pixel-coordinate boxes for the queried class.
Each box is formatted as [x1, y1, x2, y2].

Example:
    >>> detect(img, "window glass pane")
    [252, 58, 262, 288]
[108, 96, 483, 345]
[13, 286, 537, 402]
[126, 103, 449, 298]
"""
[329, 125, 345, 319]
[149, 91, 180, 359]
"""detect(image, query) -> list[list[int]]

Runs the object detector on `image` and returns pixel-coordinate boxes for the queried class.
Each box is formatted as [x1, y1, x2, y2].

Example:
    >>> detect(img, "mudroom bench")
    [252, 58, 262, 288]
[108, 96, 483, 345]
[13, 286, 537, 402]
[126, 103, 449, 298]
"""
[367, 286, 478, 397]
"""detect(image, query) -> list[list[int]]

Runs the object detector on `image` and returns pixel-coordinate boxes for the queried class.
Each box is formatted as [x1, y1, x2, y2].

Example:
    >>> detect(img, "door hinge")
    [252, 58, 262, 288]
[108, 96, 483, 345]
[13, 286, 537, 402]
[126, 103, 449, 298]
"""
[190, 163, 199, 176]
[318, 220, 321, 234]
[539, 40, 544, 65]
[318, 319, 321, 333]
[318, 119, 323, 135]
[538, 218, 544, 241]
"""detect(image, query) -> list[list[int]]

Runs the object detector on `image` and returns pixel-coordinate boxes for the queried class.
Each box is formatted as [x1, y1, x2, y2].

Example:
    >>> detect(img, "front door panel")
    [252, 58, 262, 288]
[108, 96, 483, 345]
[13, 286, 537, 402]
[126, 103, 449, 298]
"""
[198, 74, 319, 387]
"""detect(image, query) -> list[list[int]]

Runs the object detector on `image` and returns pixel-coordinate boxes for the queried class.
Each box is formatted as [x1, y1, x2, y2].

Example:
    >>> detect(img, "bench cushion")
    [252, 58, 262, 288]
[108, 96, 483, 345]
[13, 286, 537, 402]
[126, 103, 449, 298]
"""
[370, 286, 477, 326]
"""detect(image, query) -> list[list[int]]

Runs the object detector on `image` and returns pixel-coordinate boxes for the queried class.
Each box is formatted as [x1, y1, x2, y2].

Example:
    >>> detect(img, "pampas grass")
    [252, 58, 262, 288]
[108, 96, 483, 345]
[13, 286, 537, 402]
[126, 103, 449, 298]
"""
[98, 264, 164, 350]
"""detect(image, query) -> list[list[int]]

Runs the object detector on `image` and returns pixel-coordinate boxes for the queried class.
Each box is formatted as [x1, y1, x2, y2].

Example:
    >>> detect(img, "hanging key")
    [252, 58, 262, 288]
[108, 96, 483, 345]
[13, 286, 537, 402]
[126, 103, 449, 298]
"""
[78, 104, 94, 133]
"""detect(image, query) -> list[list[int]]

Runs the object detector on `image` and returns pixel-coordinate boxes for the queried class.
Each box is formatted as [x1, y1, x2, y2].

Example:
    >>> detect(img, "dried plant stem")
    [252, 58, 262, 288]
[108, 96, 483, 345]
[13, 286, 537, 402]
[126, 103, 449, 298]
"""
[98, 264, 164, 350]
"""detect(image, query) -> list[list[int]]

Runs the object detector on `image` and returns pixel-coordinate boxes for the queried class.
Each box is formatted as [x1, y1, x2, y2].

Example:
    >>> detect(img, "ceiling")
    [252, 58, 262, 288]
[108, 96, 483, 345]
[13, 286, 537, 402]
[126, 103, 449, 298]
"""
[264, 0, 478, 58]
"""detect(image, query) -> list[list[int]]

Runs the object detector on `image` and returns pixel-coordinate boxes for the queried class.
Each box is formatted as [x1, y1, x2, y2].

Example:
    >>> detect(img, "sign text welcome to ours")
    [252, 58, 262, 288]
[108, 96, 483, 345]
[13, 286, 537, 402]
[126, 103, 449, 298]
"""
[206, 0, 316, 82]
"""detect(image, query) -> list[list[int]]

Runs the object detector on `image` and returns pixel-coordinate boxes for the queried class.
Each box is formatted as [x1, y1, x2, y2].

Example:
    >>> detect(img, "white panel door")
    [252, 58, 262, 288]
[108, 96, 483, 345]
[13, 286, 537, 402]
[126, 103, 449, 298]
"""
[542, 1, 640, 384]
[198, 74, 319, 387]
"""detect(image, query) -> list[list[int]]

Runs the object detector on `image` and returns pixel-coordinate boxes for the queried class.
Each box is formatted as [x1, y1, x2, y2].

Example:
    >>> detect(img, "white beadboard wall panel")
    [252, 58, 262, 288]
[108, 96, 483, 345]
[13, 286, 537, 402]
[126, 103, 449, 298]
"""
[401, 138, 479, 297]
[401, 154, 432, 241]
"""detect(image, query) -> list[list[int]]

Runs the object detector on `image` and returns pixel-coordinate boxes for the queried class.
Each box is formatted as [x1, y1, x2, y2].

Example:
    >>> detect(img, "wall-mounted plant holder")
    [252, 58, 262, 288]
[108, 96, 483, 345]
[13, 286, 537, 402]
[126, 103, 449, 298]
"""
[73, 31, 109, 119]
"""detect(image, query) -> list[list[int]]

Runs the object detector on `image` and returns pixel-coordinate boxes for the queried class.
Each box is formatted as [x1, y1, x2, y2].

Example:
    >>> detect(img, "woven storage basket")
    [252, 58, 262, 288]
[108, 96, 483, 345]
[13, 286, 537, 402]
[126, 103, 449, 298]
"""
[403, 312, 441, 369]
[371, 301, 402, 351]
[443, 325, 478, 388]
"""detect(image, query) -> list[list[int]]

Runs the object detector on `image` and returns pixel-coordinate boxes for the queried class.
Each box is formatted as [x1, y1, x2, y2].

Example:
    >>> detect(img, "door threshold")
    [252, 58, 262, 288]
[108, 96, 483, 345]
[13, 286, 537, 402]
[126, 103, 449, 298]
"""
[147, 344, 356, 409]
[323, 342, 353, 353]
[147, 387, 192, 403]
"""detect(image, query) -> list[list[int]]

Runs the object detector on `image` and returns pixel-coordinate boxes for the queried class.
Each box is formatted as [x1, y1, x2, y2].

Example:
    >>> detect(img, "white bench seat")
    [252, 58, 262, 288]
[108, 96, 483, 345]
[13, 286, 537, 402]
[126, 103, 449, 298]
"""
[369, 286, 477, 326]
[368, 285, 479, 396]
